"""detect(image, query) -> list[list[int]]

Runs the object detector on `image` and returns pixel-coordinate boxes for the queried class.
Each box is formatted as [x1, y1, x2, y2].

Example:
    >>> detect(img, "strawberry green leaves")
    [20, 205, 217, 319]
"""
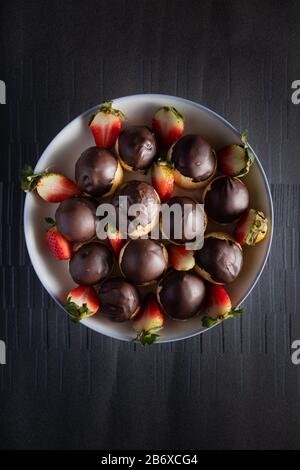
[21, 165, 45, 192]
[65, 286, 100, 322]
[217, 130, 254, 178]
[202, 307, 244, 328]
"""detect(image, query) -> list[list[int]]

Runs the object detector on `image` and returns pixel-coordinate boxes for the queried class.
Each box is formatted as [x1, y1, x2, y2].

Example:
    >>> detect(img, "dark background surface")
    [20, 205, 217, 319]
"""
[0, 0, 300, 450]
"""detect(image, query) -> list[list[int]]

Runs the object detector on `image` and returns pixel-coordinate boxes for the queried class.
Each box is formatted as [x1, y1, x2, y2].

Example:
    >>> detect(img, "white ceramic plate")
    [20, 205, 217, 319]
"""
[24, 94, 273, 343]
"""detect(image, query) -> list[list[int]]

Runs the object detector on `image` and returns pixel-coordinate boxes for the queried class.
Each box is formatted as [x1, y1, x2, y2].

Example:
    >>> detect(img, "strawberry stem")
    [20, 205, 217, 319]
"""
[245, 211, 267, 245]
[202, 307, 244, 328]
[159, 106, 183, 121]
[21, 165, 50, 192]
[21, 165, 39, 192]
[45, 217, 56, 228]
[202, 316, 220, 328]
[240, 130, 249, 148]
[65, 298, 92, 321]
[98, 101, 126, 119]
[170, 106, 184, 121]
[133, 326, 162, 345]
[235, 131, 254, 177]
[156, 159, 174, 169]
[226, 307, 244, 318]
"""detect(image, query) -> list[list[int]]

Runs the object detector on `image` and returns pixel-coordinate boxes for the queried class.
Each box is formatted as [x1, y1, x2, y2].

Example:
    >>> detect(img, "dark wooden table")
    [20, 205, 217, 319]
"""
[0, 0, 300, 449]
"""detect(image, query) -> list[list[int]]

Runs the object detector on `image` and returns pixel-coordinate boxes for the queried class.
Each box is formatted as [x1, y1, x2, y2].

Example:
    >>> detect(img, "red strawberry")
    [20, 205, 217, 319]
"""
[89, 101, 125, 148]
[202, 284, 244, 328]
[132, 293, 165, 345]
[217, 130, 254, 177]
[65, 285, 100, 322]
[106, 224, 125, 255]
[168, 245, 195, 271]
[45, 218, 73, 260]
[21, 165, 81, 202]
[152, 106, 184, 149]
[151, 160, 174, 202]
[235, 209, 268, 246]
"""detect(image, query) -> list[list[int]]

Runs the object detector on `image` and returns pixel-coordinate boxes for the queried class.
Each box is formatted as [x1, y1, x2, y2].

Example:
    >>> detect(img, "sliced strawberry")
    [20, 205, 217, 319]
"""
[235, 209, 268, 246]
[65, 285, 100, 322]
[151, 160, 174, 202]
[132, 293, 165, 345]
[201, 284, 244, 328]
[21, 165, 81, 202]
[106, 224, 125, 255]
[37, 174, 81, 202]
[217, 130, 254, 177]
[152, 106, 184, 149]
[89, 101, 125, 148]
[45, 218, 73, 260]
[168, 245, 195, 271]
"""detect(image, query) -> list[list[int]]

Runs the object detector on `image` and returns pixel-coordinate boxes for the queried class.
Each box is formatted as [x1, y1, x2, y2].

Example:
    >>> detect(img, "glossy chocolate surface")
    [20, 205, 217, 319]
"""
[204, 176, 249, 224]
[159, 270, 206, 320]
[120, 239, 167, 285]
[69, 242, 114, 285]
[55, 196, 98, 242]
[98, 277, 140, 322]
[118, 126, 157, 170]
[75, 146, 118, 197]
[161, 196, 205, 244]
[111, 180, 160, 233]
[195, 236, 243, 283]
[171, 134, 216, 181]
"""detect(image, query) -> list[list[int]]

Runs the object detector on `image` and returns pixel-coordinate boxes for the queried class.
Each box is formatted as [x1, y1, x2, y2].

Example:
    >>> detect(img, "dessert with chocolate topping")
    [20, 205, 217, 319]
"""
[75, 146, 123, 197]
[111, 180, 160, 237]
[23, 97, 269, 340]
[55, 196, 98, 242]
[195, 232, 243, 284]
[116, 125, 157, 171]
[119, 239, 168, 286]
[203, 176, 249, 224]
[157, 270, 206, 320]
[69, 242, 114, 285]
[167, 134, 217, 189]
[161, 196, 206, 245]
[98, 277, 140, 322]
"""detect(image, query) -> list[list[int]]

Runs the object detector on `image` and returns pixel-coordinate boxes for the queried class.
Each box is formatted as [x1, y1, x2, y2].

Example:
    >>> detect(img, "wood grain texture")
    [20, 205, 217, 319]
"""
[0, 0, 300, 450]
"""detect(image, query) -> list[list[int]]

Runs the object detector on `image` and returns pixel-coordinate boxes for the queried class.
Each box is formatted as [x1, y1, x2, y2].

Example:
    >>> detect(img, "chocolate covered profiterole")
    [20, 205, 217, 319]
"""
[116, 125, 157, 171]
[119, 239, 168, 286]
[203, 176, 249, 224]
[161, 196, 206, 245]
[55, 196, 98, 242]
[167, 134, 217, 189]
[157, 270, 206, 320]
[98, 277, 140, 322]
[195, 232, 243, 284]
[111, 180, 160, 237]
[75, 146, 123, 197]
[69, 242, 114, 285]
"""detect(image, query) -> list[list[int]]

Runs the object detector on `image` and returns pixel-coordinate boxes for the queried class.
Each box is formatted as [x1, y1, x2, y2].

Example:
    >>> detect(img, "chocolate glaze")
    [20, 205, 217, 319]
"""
[159, 270, 206, 320]
[195, 236, 243, 283]
[69, 242, 114, 285]
[55, 196, 98, 242]
[161, 196, 205, 244]
[120, 239, 167, 285]
[75, 146, 118, 197]
[98, 277, 140, 322]
[204, 176, 249, 224]
[171, 134, 216, 181]
[112, 180, 160, 234]
[118, 126, 157, 170]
